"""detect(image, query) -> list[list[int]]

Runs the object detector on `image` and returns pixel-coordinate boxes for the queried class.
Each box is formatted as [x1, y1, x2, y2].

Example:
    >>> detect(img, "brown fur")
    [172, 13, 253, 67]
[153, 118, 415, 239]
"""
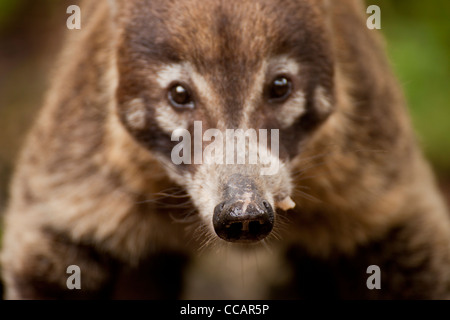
[1, 0, 450, 299]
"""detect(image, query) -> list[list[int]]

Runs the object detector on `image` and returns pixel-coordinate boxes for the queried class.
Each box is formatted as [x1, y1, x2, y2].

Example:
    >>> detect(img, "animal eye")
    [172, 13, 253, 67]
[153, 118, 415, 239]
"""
[269, 76, 292, 101]
[168, 84, 194, 109]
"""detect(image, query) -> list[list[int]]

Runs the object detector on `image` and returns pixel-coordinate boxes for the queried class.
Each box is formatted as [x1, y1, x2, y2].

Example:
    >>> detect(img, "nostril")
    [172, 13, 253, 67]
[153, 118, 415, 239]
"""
[248, 220, 262, 235]
[226, 222, 243, 240]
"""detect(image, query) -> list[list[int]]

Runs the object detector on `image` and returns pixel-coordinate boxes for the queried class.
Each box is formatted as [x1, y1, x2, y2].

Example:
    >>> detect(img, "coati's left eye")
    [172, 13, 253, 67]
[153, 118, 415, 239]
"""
[269, 76, 292, 102]
[168, 84, 194, 109]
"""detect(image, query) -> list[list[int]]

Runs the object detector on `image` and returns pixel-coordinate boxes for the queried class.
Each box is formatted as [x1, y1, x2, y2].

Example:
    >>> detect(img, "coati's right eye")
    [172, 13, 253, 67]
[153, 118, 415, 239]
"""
[168, 84, 194, 109]
[268, 76, 292, 102]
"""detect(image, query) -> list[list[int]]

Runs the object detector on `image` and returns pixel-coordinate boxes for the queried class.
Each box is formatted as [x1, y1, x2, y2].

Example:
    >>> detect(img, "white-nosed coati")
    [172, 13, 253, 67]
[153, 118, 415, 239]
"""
[1, 0, 449, 299]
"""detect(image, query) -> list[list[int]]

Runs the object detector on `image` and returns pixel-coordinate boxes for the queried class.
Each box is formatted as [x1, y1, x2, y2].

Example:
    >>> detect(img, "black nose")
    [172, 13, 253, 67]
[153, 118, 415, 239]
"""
[213, 200, 274, 243]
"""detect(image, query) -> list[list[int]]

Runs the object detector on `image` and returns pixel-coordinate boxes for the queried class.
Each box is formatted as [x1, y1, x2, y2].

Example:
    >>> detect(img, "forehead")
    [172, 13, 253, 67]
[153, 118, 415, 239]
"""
[120, 0, 328, 71]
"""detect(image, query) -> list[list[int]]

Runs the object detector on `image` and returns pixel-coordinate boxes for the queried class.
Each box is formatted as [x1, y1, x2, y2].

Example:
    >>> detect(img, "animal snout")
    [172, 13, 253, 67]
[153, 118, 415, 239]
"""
[213, 199, 274, 243]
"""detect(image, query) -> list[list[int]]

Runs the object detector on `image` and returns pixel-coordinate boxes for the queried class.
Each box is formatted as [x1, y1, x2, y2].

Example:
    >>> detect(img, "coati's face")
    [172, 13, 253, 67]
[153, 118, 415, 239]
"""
[115, 0, 334, 244]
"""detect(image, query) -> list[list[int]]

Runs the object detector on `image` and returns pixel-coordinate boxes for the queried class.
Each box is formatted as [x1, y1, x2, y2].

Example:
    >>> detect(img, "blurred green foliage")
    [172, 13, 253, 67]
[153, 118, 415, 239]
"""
[0, 0, 56, 33]
[0, 0, 20, 29]
[372, 0, 450, 173]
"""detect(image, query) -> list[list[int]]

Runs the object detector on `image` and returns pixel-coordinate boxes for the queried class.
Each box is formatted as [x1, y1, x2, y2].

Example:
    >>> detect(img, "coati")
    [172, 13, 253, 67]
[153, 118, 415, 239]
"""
[2, 0, 450, 299]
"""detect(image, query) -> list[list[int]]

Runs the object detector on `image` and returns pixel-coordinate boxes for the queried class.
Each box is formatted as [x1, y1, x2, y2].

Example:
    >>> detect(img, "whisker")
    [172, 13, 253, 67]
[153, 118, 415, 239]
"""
[169, 208, 198, 224]
[292, 160, 328, 178]
[152, 192, 191, 199]
[293, 151, 333, 166]
[295, 185, 311, 190]
[293, 189, 322, 203]
[295, 174, 325, 182]
[260, 239, 273, 254]
[135, 189, 191, 207]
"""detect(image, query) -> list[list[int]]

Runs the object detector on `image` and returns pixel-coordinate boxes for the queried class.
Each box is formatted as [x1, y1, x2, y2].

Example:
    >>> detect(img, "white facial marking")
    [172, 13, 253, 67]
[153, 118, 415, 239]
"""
[276, 90, 306, 128]
[156, 64, 185, 88]
[269, 55, 303, 128]
[155, 62, 222, 131]
[154, 63, 192, 133]
[156, 62, 217, 112]
[242, 55, 301, 128]
[269, 55, 300, 76]
[191, 72, 213, 105]
[154, 103, 189, 134]
[125, 98, 147, 130]
[315, 86, 332, 114]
